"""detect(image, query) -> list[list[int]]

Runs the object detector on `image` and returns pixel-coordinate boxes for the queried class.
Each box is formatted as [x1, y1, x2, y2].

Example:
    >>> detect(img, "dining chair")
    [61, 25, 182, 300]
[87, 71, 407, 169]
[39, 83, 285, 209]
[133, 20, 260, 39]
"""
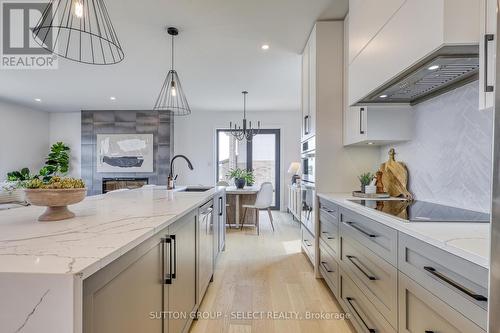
[240, 182, 275, 235]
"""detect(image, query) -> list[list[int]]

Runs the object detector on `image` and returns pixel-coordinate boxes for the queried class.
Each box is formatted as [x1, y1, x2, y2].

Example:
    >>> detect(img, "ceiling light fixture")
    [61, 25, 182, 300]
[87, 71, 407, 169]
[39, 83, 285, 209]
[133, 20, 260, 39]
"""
[34, 98, 42, 102]
[32, 0, 124, 65]
[379, 94, 388, 98]
[229, 91, 261, 141]
[110, 96, 116, 101]
[153, 27, 191, 116]
[428, 65, 440, 70]
[261, 44, 270, 50]
[367, 142, 375, 145]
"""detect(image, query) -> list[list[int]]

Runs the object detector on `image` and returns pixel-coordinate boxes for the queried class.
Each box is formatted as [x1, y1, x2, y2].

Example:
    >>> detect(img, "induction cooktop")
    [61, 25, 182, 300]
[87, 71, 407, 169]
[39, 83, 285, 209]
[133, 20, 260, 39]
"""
[349, 199, 490, 223]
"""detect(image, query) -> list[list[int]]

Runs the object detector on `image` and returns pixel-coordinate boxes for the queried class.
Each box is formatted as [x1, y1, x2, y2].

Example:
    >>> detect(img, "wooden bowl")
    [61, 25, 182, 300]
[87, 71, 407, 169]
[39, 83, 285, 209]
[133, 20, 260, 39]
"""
[24, 188, 87, 222]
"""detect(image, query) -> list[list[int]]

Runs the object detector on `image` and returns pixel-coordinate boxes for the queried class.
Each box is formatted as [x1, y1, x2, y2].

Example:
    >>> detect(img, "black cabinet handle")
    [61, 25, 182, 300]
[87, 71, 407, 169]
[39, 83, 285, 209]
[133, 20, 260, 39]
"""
[347, 255, 377, 281]
[321, 231, 335, 240]
[346, 297, 376, 333]
[304, 115, 310, 135]
[485, 34, 495, 93]
[218, 196, 223, 216]
[304, 240, 313, 247]
[425, 331, 435, 333]
[171, 235, 177, 280]
[424, 266, 488, 302]
[345, 221, 377, 238]
[321, 261, 334, 273]
[163, 236, 173, 284]
[359, 108, 365, 134]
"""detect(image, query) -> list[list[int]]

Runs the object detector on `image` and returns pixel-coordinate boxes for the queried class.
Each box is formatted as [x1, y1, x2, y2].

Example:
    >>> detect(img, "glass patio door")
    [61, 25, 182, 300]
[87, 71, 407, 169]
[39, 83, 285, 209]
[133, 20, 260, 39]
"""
[216, 129, 280, 209]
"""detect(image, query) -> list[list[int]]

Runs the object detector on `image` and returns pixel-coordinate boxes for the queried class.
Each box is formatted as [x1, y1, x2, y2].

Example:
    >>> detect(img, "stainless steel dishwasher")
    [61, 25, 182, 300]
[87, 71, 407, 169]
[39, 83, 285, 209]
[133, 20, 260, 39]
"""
[198, 200, 214, 302]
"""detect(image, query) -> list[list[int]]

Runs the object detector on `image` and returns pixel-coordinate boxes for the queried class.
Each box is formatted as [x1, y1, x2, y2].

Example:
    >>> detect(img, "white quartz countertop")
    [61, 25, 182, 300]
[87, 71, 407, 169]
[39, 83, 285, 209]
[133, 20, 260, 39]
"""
[317, 193, 490, 269]
[0, 187, 223, 278]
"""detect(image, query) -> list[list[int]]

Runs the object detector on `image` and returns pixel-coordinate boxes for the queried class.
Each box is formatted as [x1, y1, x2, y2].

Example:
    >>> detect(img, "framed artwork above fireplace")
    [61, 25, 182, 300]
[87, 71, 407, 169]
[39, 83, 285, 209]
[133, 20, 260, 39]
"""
[96, 134, 154, 173]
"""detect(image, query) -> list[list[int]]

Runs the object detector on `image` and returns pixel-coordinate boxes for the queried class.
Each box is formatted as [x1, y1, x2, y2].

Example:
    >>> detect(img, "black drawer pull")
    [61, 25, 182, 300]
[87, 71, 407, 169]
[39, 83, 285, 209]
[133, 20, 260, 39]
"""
[346, 255, 377, 281]
[346, 297, 375, 333]
[321, 261, 334, 273]
[423, 266, 488, 302]
[425, 331, 435, 333]
[345, 221, 377, 238]
[321, 231, 335, 240]
[304, 240, 313, 247]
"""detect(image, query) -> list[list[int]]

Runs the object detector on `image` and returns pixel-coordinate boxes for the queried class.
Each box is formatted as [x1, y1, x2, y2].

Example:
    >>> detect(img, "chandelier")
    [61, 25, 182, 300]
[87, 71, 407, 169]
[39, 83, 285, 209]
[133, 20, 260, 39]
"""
[32, 0, 124, 65]
[229, 91, 260, 141]
[153, 27, 191, 116]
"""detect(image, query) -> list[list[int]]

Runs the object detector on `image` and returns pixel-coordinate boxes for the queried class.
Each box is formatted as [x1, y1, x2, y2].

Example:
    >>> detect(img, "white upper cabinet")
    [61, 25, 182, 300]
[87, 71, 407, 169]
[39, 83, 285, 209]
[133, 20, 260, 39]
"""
[348, 0, 405, 65]
[344, 105, 412, 146]
[479, 0, 497, 110]
[348, 0, 480, 106]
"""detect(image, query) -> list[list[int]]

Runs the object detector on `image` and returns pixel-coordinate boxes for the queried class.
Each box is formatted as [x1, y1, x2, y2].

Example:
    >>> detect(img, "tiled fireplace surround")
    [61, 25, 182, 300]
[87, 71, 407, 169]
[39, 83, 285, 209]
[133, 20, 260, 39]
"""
[81, 110, 173, 196]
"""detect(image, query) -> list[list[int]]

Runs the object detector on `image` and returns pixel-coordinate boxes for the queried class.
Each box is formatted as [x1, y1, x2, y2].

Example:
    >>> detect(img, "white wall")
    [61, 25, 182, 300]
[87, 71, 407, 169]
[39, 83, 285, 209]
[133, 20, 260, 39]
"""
[174, 110, 301, 211]
[49, 112, 82, 178]
[0, 101, 50, 181]
[380, 82, 493, 213]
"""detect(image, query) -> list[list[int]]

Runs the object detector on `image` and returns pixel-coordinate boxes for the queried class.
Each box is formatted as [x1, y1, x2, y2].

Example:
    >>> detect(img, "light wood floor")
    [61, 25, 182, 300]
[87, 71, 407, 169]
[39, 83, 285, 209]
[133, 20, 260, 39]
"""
[190, 212, 355, 333]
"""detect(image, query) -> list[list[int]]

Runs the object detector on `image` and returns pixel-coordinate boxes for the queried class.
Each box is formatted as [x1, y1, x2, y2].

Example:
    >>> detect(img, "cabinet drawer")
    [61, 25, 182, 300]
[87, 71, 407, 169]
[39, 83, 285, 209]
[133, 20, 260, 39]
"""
[301, 225, 315, 264]
[340, 208, 398, 265]
[340, 270, 396, 333]
[341, 233, 398, 328]
[319, 239, 339, 297]
[398, 233, 488, 330]
[399, 272, 485, 333]
[319, 198, 339, 218]
[319, 210, 339, 258]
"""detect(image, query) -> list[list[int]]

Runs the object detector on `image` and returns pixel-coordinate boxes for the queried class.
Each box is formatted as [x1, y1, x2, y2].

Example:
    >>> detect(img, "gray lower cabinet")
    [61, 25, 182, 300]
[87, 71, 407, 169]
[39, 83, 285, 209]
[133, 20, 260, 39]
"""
[341, 233, 398, 329]
[198, 200, 214, 303]
[340, 270, 397, 333]
[301, 224, 315, 264]
[398, 272, 485, 333]
[168, 211, 197, 333]
[318, 196, 488, 333]
[83, 210, 197, 333]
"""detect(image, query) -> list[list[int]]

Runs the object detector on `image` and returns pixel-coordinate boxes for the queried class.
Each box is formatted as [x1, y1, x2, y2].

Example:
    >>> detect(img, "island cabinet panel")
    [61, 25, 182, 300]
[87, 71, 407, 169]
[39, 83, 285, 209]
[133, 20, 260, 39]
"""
[82, 229, 165, 333]
[83, 210, 198, 333]
[398, 272, 485, 333]
[167, 211, 197, 333]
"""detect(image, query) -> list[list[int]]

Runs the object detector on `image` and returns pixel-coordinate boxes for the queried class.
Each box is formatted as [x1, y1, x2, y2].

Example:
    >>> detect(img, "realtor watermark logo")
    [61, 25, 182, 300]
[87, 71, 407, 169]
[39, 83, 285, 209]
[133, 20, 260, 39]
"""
[1, 0, 58, 69]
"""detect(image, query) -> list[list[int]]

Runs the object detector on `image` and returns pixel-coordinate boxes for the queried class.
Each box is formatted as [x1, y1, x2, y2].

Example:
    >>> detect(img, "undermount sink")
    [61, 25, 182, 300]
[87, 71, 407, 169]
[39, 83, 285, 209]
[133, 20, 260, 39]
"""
[178, 187, 213, 192]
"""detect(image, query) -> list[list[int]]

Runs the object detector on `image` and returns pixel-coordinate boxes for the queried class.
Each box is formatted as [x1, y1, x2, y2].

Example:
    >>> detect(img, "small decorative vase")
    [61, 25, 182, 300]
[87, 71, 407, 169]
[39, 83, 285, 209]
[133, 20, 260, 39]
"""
[360, 184, 366, 193]
[235, 178, 246, 189]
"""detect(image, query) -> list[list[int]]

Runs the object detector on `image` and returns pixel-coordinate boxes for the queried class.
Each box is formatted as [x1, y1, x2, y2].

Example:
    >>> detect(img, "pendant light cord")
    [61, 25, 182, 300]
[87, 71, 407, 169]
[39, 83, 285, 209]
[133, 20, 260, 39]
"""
[171, 34, 174, 71]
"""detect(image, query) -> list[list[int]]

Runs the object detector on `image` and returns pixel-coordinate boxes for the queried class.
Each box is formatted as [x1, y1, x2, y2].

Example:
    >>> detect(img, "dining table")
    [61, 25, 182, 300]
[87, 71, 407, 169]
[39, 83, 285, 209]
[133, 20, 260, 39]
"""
[225, 186, 260, 228]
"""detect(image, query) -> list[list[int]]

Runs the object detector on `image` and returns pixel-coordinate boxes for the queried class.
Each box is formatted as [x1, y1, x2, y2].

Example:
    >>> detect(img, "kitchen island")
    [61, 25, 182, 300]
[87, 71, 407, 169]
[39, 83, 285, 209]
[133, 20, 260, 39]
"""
[0, 187, 225, 333]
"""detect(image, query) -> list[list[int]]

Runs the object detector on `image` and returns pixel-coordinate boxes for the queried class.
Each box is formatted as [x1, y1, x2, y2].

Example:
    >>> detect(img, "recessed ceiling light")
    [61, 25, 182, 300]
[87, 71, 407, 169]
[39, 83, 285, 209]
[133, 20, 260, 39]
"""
[367, 142, 375, 145]
[110, 96, 116, 101]
[34, 98, 42, 102]
[261, 44, 270, 50]
[379, 94, 388, 98]
[428, 65, 439, 70]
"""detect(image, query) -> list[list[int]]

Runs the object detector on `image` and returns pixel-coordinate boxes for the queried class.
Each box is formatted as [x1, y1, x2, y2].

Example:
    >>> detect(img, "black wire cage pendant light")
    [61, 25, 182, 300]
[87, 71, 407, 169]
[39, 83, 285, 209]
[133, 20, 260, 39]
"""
[229, 91, 261, 141]
[153, 27, 191, 116]
[32, 0, 124, 65]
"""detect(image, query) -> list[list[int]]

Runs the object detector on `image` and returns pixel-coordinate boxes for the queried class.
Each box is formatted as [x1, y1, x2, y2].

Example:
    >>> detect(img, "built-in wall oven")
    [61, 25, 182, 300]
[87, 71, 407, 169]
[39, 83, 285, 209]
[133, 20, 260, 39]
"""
[301, 137, 316, 183]
[301, 137, 316, 234]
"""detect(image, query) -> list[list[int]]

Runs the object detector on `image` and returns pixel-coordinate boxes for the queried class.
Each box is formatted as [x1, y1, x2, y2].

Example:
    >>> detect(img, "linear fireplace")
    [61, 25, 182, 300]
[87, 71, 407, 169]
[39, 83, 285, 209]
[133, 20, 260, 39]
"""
[102, 178, 149, 193]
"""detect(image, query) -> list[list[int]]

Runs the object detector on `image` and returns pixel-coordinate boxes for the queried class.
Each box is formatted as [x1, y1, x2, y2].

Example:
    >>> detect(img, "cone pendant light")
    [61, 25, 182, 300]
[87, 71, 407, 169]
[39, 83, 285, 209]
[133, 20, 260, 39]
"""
[32, 0, 124, 65]
[153, 27, 191, 116]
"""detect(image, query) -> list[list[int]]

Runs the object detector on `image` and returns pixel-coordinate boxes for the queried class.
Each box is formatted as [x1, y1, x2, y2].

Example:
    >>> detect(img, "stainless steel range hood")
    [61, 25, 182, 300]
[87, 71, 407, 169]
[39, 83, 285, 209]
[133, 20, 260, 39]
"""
[359, 45, 479, 105]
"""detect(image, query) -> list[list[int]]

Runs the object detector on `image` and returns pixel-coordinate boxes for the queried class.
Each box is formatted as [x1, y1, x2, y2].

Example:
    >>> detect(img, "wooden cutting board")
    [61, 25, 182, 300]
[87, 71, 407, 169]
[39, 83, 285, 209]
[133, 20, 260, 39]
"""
[379, 148, 413, 199]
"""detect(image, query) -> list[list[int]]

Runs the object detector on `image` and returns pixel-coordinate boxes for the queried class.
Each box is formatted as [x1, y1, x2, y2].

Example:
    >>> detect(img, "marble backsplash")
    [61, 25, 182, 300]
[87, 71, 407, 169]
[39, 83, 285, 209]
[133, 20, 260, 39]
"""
[380, 82, 494, 213]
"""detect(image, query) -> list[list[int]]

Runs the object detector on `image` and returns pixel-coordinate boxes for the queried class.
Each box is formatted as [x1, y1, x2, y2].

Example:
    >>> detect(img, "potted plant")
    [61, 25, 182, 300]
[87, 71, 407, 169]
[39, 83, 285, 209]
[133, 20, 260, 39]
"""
[228, 168, 247, 189]
[358, 172, 374, 193]
[6, 142, 87, 222]
[243, 170, 255, 187]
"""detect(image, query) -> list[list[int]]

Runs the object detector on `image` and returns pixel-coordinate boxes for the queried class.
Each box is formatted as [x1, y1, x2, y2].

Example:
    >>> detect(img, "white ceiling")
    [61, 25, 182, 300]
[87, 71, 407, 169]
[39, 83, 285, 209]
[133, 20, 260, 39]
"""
[0, 0, 348, 113]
